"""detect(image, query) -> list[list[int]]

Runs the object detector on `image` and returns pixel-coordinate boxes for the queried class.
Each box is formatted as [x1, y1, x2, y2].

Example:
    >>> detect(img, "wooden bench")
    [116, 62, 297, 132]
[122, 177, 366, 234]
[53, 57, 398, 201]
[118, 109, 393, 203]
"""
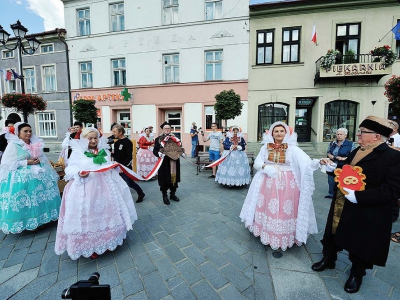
[195, 151, 256, 175]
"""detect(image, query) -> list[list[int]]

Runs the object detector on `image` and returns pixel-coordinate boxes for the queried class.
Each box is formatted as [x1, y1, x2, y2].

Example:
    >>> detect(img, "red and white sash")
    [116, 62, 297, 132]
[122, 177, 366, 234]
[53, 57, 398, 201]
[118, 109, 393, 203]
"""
[203, 150, 232, 168]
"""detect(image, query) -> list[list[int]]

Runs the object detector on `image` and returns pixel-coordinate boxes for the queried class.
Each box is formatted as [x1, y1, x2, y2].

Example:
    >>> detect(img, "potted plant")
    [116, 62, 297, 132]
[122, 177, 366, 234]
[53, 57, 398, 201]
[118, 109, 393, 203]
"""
[370, 45, 397, 67]
[343, 49, 357, 64]
[320, 49, 341, 70]
[0, 93, 47, 122]
[384, 75, 400, 115]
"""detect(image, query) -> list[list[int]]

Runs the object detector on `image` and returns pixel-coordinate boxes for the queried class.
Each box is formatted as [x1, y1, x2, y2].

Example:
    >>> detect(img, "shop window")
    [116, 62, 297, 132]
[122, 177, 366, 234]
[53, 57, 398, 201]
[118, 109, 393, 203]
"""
[166, 111, 181, 139]
[324, 100, 358, 141]
[258, 102, 289, 140]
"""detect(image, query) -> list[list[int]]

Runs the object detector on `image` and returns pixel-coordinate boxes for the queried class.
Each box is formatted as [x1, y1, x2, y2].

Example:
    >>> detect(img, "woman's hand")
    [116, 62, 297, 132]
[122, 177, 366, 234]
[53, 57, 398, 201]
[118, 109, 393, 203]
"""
[327, 153, 334, 160]
[28, 158, 40, 165]
[79, 171, 89, 178]
[319, 158, 332, 165]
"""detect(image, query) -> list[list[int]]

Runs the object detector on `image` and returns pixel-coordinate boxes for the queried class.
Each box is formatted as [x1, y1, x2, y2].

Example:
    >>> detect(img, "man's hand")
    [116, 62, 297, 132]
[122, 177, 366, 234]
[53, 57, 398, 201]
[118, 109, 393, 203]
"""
[158, 152, 165, 158]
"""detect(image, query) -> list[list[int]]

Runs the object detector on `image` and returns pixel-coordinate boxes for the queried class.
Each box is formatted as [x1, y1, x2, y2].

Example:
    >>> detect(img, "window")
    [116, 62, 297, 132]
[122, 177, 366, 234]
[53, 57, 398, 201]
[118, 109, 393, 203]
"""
[5, 79, 16, 93]
[166, 111, 181, 139]
[163, 54, 179, 83]
[37, 112, 57, 137]
[2, 50, 14, 59]
[205, 0, 222, 20]
[117, 111, 131, 136]
[256, 29, 274, 64]
[258, 103, 289, 140]
[110, 3, 124, 32]
[41, 44, 54, 53]
[112, 59, 126, 86]
[282, 27, 301, 63]
[335, 23, 360, 61]
[43, 65, 56, 92]
[205, 106, 221, 130]
[324, 101, 358, 141]
[80, 62, 93, 88]
[205, 50, 222, 80]
[163, 0, 178, 25]
[78, 8, 91, 36]
[24, 68, 36, 93]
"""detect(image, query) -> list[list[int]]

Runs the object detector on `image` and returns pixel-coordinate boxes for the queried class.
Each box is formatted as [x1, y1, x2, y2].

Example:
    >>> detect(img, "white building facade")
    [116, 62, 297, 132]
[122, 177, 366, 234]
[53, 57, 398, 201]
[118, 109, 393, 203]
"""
[61, 0, 249, 147]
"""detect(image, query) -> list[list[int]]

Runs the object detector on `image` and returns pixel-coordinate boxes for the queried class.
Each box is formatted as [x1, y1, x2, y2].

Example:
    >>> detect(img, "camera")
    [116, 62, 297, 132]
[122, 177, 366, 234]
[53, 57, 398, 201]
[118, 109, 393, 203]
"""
[388, 137, 394, 146]
[61, 272, 111, 300]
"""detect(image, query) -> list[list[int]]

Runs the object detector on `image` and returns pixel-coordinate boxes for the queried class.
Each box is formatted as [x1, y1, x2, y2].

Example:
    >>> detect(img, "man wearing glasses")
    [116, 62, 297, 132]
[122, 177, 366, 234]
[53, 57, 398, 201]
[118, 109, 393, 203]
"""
[314, 116, 400, 294]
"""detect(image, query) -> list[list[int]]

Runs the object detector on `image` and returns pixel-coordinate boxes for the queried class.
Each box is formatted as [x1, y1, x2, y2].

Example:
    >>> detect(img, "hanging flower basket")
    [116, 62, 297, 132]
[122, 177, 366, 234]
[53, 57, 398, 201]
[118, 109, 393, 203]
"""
[370, 45, 397, 67]
[384, 75, 400, 115]
[320, 49, 341, 70]
[0, 93, 47, 116]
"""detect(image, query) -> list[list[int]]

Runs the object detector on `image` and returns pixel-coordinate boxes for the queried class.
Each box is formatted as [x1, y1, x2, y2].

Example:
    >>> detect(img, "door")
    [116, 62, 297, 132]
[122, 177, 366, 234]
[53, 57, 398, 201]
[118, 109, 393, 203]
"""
[117, 110, 131, 136]
[165, 111, 181, 139]
[295, 108, 311, 142]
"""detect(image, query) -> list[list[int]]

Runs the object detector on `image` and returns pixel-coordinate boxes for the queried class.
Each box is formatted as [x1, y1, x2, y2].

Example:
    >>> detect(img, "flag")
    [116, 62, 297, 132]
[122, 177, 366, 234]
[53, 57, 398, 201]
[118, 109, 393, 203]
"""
[11, 69, 19, 79]
[392, 21, 400, 40]
[5, 70, 12, 81]
[311, 22, 317, 44]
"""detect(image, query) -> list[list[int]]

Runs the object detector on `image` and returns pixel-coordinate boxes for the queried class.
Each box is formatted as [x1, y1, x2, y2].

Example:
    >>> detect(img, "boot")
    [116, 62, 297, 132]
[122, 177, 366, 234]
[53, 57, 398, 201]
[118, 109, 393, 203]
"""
[136, 193, 145, 203]
[311, 257, 336, 272]
[162, 192, 170, 205]
[170, 194, 180, 202]
[344, 274, 362, 293]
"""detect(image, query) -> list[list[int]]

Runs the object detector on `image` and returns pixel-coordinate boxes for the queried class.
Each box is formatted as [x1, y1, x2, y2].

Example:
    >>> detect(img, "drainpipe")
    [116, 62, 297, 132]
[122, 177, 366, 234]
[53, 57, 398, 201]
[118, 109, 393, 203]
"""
[57, 29, 73, 126]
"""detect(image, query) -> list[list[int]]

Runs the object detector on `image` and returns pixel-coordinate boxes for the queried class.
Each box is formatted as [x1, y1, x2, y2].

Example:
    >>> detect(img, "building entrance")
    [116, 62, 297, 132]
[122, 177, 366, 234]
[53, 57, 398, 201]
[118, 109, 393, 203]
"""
[295, 98, 316, 142]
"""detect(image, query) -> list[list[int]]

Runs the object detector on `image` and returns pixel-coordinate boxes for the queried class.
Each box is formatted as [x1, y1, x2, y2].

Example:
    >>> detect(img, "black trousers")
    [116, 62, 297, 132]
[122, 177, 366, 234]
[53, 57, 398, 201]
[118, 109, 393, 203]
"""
[160, 184, 177, 195]
[392, 198, 399, 221]
[322, 235, 372, 278]
[120, 173, 143, 196]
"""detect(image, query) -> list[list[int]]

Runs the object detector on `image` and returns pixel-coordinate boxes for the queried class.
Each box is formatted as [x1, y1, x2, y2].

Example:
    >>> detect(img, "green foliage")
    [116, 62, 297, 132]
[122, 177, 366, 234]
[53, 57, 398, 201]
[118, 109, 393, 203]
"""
[72, 99, 98, 124]
[0, 93, 46, 115]
[214, 89, 243, 121]
[343, 50, 356, 64]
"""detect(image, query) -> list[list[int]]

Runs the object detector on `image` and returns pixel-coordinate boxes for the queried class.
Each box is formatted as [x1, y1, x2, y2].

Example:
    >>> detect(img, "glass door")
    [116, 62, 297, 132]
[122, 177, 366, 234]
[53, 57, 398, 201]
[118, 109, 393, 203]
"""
[166, 111, 181, 139]
[117, 110, 131, 136]
[295, 108, 311, 142]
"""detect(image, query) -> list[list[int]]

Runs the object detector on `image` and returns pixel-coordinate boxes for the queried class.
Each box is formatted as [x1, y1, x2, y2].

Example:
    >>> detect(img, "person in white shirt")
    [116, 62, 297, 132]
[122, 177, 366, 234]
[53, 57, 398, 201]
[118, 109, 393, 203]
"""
[201, 123, 224, 178]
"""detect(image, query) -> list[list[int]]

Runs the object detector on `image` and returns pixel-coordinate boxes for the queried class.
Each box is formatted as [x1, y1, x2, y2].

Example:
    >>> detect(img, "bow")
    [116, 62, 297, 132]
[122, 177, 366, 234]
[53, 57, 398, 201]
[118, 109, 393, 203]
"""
[84, 149, 107, 165]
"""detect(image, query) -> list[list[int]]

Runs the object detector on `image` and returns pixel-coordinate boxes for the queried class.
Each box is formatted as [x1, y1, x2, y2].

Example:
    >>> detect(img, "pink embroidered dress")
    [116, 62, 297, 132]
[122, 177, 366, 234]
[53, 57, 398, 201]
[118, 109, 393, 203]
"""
[240, 122, 319, 251]
[55, 128, 137, 260]
[137, 135, 157, 177]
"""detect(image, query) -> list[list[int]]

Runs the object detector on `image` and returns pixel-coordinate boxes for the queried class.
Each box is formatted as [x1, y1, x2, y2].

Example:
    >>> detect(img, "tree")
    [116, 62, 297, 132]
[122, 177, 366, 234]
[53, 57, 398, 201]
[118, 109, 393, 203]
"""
[72, 99, 98, 125]
[214, 89, 243, 129]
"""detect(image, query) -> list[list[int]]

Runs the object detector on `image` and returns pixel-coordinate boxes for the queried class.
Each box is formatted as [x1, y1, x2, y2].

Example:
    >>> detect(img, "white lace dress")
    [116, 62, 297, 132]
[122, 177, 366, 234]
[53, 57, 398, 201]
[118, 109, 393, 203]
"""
[55, 139, 138, 260]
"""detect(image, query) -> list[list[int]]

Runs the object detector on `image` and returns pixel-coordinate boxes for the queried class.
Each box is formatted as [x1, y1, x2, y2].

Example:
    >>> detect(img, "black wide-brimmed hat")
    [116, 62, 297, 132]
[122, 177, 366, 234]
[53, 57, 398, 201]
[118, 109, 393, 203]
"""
[160, 122, 171, 129]
[5, 115, 21, 126]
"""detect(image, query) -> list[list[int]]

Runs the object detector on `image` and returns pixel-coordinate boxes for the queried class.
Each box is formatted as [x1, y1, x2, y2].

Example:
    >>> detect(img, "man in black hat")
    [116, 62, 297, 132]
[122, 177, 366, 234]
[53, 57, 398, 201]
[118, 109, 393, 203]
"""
[315, 115, 400, 294]
[0, 116, 21, 163]
[153, 122, 185, 205]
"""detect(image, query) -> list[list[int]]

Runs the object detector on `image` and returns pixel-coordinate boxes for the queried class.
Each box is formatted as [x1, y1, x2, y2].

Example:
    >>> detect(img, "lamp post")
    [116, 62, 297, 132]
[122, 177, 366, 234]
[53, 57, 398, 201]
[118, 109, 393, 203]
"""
[0, 20, 41, 122]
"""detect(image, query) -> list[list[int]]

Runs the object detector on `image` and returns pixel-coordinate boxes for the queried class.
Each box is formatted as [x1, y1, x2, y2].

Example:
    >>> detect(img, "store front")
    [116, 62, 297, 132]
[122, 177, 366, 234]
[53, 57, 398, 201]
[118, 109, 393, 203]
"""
[323, 100, 358, 142]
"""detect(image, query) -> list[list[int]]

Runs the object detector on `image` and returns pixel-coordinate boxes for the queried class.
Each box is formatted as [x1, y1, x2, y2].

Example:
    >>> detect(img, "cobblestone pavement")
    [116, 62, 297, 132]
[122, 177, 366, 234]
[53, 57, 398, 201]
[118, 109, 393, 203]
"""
[0, 153, 399, 299]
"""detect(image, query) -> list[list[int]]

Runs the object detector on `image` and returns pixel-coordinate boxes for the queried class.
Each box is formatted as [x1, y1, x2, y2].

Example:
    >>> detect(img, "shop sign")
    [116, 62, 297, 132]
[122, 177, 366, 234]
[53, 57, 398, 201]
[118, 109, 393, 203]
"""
[73, 93, 129, 102]
[320, 63, 391, 77]
[296, 98, 315, 107]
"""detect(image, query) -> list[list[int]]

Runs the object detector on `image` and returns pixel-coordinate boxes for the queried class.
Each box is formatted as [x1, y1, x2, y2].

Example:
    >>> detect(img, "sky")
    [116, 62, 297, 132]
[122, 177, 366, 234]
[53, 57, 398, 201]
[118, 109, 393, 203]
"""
[1, 0, 64, 35]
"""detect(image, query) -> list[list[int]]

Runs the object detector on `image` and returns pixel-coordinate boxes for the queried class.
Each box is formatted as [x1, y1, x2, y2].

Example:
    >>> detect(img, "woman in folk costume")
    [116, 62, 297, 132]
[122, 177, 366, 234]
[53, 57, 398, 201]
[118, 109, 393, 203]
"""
[137, 127, 157, 178]
[216, 125, 251, 186]
[0, 122, 61, 234]
[153, 122, 186, 205]
[55, 127, 137, 260]
[240, 121, 322, 250]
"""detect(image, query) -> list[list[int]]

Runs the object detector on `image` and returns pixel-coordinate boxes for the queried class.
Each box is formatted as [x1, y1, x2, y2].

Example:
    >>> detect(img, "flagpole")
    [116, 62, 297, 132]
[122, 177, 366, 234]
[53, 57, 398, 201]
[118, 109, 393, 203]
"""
[379, 22, 400, 42]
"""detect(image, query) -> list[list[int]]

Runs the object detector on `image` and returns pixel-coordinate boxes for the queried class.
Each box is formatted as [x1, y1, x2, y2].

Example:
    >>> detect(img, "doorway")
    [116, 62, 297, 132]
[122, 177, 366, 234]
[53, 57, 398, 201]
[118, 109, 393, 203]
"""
[295, 108, 312, 142]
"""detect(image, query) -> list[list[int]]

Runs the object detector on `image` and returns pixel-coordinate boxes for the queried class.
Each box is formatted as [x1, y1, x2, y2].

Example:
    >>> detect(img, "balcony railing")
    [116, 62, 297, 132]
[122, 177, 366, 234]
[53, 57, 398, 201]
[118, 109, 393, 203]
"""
[315, 53, 392, 84]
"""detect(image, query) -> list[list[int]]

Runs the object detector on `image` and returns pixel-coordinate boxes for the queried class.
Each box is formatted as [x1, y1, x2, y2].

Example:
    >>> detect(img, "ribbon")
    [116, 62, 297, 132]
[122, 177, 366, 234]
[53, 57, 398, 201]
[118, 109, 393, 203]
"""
[84, 149, 107, 165]
[25, 143, 43, 158]
[203, 150, 232, 169]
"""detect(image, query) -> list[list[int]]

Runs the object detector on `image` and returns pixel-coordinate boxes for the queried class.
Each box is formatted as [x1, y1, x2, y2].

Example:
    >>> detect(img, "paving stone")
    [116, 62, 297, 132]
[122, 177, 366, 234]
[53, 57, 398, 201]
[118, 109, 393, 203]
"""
[125, 291, 148, 300]
[142, 271, 169, 300]
[170, 233, 191, 248]
[252, 250, 269, 274]
[21, 250, 45, 271]
[242, 285, 255, 300]
[168, 276, 196, 300]
[1, 234, 20, 246]
[182, 245, 206, 266]
[77, 259, 98, 279]
[160, 223, 179, 236]
[127, 239, 147, 257]
[0, 263, 22, 285]
[111, 284, 125, 300]
[220, 263, 252, 292]
[96, 251, 115, 269]
[198, 261, 228, 289]
[321, 277, 352, 300]
[189, 235, 209, 251]
[221, 249, 250, 271]
[267, 246, 313, 273]
[163, 243, 186, 263]
[0, 244, 14, 260]
[205, 235, 229, 253]
[14, 236, 34, 250]
[0, 267, 38, 300]
[38, 254, 60, 277]
[220, 284, 246, 300]
[224, 239, 250, 256]
[37, 276, 78, 300]
[98, 263, 120, 289]
[176, 259, 203, 286]
[4, 247, 29, 267]
[270, 268, 330, 299]
[9, 272, 58, 300]
[133, 253, 157, 276]
[254, 273, 275, 299]
[202, 247, 229, 268]
[138, 230, 156, 244]
[190, 279, 221, 300]
[120, 268, 144, 297]
[145, 241, 166, 260]
[58, 259, 78, 281]
[154, 256, 179, 280]
[114, 246, 135, 273]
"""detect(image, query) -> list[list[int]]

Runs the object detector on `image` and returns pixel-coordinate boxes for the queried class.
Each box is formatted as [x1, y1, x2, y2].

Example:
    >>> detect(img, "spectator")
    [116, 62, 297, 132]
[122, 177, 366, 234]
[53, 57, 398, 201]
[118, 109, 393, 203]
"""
[190, 122, 199, 157]
[201, 122, 224, 178]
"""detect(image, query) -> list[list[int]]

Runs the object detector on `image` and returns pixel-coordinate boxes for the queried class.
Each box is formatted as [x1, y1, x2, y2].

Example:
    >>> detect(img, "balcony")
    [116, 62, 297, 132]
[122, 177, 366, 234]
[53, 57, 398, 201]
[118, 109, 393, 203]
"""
[314, 53, 392, 85]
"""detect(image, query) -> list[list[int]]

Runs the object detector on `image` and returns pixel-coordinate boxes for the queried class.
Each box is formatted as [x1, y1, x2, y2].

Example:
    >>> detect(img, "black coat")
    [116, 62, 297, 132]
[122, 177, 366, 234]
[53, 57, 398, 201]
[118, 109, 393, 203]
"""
[323, 143, 400, 266]
[153, 136, 181, 187]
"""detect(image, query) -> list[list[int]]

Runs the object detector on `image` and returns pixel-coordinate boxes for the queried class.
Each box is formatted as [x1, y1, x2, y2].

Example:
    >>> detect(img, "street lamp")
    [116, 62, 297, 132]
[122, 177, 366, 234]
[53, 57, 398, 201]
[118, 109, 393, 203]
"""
[0, 20, 41, 122]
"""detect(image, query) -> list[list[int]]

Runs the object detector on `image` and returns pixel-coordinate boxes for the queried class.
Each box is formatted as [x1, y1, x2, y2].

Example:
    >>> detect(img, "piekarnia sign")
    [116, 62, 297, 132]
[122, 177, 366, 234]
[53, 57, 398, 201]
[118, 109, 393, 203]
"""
[320, 62, 390, 77]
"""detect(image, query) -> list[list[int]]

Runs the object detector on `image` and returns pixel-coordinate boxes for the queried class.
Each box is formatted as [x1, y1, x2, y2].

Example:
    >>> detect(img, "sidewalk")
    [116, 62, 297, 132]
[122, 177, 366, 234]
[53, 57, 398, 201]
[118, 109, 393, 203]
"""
[0, 153, 399, 299]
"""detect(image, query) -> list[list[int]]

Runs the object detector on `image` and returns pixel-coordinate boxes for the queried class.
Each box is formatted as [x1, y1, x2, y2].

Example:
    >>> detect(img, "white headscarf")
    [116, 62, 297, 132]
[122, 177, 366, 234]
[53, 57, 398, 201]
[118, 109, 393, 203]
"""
[262, 121, 298, 146]
[71, 127, 108, 151]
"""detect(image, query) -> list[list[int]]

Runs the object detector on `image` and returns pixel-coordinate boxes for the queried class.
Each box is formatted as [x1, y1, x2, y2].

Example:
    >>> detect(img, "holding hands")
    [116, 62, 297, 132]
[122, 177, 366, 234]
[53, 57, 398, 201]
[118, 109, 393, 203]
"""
[28, 158, 40, 165]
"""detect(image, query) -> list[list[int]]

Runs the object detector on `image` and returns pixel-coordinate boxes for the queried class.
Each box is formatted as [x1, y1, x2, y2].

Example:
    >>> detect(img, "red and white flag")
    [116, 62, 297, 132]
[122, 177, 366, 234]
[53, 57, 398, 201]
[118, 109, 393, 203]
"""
[311, 22, 317, 44]
[5, 70, 12, 81]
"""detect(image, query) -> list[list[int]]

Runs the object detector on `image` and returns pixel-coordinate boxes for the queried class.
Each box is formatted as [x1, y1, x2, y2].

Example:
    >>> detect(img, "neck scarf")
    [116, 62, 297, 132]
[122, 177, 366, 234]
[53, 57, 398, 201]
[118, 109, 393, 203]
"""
[350, 142, 382, 166]
[230, 136, 240, 146]
[267, 143, 288, 164]
[84, 148, 107, 165]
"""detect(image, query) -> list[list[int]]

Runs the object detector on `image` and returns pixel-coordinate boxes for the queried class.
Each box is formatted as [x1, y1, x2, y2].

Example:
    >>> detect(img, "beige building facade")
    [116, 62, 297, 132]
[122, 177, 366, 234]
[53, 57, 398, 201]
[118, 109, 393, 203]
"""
[248, 0, 400, 152]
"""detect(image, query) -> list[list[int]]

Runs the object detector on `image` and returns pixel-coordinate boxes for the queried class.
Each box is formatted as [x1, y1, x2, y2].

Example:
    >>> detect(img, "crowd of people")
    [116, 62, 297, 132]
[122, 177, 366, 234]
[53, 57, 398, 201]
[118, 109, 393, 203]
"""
[0, 115, 399, 295]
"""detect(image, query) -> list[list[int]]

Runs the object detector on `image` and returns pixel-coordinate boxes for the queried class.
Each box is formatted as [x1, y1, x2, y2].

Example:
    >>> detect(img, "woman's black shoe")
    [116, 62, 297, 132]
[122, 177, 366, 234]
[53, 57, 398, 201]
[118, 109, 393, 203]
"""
[344, 274, 362, 293]
[136, 193, 145, 203]
[311, 257, 336, 271]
